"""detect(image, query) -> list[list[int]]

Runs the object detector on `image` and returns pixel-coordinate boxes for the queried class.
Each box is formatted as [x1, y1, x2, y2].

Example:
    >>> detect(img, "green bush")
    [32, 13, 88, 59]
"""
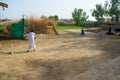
[79, 21, 100, 28]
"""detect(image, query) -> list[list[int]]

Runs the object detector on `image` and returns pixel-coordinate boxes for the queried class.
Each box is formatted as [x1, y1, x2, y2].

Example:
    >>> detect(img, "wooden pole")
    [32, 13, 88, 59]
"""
[11, 42, 13, 54]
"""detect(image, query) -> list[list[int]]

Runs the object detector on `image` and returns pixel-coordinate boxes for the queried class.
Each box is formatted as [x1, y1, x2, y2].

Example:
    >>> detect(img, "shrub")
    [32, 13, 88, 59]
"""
[79, 21, 100, 28]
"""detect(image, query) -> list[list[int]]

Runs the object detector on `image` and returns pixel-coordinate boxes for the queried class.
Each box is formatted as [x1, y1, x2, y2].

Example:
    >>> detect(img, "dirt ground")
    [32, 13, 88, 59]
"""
[0, 30, 120, 80]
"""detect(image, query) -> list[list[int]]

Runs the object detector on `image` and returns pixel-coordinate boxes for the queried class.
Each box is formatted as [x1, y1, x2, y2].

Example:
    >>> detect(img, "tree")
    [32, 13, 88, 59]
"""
[54, 15, 59, 21]
[92, 0, 120, 23]
[109, 0, 120, 23]
[48, 15, 59, 21]
[81, 12, 89, 22]
[41, 15, 47, 19]
[72, 8, 89, 26]
[92, 4, 105, 22]
[48, 15, 54, 20]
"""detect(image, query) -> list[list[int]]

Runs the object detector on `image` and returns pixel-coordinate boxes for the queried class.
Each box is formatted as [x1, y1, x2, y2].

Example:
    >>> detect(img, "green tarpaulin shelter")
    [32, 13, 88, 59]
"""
[11, 18, 25, 39]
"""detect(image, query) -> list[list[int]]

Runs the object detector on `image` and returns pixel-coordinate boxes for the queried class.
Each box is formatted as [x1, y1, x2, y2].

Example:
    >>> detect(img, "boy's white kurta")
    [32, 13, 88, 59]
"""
[27, 32, 36, 51]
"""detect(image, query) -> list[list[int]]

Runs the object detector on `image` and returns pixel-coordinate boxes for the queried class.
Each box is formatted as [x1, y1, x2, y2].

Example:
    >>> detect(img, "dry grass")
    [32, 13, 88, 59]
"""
[26, 15, 57, 34]
[0, 30, 120, 80]
[0, 16, 57, 35]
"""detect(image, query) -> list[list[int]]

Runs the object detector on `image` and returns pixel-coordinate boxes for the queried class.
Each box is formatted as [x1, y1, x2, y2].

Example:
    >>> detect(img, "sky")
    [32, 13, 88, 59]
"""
[0, 0, 106, 21]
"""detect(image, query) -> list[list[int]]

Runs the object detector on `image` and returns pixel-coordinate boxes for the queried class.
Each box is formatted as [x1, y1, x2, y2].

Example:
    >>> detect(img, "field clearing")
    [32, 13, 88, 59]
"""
[0, 30, 120, 80]
[55, 26, 82, 30]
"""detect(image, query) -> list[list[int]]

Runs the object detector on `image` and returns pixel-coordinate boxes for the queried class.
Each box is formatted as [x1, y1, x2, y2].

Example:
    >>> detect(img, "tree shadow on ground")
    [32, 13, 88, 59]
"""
[25, 48, 120, 80]
[24, 31, 120, 80]
[41, 35, 120, 60]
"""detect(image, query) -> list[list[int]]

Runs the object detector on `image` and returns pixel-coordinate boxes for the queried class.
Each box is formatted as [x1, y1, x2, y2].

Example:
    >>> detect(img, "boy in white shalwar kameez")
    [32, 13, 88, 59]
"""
[27, 30, 36, 52]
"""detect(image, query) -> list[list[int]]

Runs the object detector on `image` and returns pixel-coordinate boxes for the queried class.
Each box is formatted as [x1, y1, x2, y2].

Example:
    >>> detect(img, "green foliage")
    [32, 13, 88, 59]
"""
[77, 21, 100, 28]
[104, 0, 110, 15]
[48, 16, 54, 20]
[109, 0, 120, 23]
[72, 8, 89, 26]
[92, 4, 104, 22]
[54, 15, 59, 21]
[81, 12, 89, 22]
[92, 0, 120, 23]
[48, 15, 59, 21]
[40, 15, 47, 19]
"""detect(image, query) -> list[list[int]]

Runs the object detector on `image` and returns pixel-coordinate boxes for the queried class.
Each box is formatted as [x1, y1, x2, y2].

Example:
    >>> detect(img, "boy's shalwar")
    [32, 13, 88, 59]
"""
[27, 32, 36, 51]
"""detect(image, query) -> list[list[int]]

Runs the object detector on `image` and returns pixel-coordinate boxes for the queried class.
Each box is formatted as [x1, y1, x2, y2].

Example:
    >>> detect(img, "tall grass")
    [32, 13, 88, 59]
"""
[26, 15, 57, 34]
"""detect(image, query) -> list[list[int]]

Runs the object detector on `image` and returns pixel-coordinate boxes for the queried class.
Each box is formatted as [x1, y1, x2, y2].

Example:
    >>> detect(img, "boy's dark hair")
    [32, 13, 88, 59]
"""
[30, 30, 34, 32]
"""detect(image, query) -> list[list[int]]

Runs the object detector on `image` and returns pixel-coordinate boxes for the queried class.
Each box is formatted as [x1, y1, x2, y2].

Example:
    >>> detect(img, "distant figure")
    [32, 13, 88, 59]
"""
[106, 26, 114, 35]
[98, 29, 104, 39]
[108, 27, 112, 34]
[80, 28, 85, 36]
[27, 30, 36, 52]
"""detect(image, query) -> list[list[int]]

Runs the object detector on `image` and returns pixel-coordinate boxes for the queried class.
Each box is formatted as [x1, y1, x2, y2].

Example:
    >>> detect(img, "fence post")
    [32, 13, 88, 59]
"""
[11, 42, 13, 54]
